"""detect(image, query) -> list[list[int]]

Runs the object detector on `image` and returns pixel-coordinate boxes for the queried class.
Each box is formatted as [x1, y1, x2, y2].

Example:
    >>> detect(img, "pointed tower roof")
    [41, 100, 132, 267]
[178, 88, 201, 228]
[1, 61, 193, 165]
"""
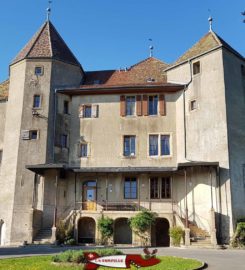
[11, 21, 82, 68]
[170, 31, 243, 68]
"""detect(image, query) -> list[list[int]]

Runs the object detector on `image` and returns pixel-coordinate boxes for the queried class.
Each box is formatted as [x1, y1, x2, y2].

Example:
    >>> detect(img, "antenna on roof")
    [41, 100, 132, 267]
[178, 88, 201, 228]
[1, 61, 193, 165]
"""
[208, 9, 213, 32]
[149, 38, 154, 57]
[46, 0, 52, 21]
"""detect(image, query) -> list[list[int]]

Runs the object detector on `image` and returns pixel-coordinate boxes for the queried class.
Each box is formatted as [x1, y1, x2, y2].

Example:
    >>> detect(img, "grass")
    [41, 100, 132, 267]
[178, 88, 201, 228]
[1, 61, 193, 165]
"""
[0, 255, 203, 270]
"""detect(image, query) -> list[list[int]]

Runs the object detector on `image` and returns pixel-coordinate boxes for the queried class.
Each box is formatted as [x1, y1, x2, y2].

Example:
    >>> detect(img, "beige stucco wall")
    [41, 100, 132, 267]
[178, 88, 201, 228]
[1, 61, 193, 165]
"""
[69, 93, 177, 168]
[0, 58, 83, 245]
[167, 49, 233, 241]
[0, 60, 27, 245]
[222, 49, 245, 223]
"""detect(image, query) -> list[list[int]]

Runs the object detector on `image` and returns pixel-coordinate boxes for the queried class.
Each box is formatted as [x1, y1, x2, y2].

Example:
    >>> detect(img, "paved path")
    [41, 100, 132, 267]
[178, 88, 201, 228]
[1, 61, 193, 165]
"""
[0, 245, 245, 269]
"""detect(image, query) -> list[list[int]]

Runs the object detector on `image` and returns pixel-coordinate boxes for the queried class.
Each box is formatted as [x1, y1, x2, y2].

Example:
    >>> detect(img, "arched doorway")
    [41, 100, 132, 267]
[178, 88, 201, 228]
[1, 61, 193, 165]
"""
[151, 218, 170, 247]
[78, 217, 96, 244]
[0, 220, 6, 246]
[114, 218, 132, 244]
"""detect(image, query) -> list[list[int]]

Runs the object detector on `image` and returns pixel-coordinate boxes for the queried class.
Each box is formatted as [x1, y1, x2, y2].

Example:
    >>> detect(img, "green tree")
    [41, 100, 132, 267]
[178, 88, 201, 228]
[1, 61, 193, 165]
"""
[97, 216, 114, 245]
[129, 210, 157, 246]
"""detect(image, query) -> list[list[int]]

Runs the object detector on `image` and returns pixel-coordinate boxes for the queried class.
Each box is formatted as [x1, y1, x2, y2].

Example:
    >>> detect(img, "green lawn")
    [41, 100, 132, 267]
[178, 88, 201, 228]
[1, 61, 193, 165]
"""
[0, 255, 203, 270]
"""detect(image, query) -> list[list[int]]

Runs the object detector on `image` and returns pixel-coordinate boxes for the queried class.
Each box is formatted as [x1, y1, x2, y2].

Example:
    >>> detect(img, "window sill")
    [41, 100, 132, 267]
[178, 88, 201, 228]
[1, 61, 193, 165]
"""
[122, 155, 136, 159]
[148, 155, 172, 159]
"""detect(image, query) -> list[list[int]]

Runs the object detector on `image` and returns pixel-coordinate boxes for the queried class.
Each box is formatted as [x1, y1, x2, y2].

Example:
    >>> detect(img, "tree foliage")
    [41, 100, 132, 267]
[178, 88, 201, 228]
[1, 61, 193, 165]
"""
[97, 216, 114, 244]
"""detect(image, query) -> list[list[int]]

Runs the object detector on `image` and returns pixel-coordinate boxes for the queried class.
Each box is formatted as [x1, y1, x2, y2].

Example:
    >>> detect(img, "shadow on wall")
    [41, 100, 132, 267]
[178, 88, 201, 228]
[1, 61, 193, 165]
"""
[175, 167, 231, 243]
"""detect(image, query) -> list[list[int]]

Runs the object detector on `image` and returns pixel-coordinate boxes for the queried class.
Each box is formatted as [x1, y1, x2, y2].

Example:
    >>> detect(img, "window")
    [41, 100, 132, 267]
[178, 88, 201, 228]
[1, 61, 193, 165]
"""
[161, 135, 170, 156]
[33, 95, 41, 108]
[124, 177, 137, 199]
[148, 95, 158, 115]
[61, 134, 68, 148]
[64, 101, 69, 114]
[149, 135, 158, 156]
[84, 105, 92, 118]
[35, 66, 43, 76]
[30, 130, 38, 140]
[150, 177, 159, 199]
[150, 177, 171, 199]
[126, 96, 136, 116]
[123, 136, 136, 156]
[149, 134, 171, 156]
[193, 61, 200, 75]
[190, 100, 197, 111]
[79, 104, 99, 118]
[80, 143, 88, 157]
[161, 177, 171, 198]
[21, 130, 38, 140]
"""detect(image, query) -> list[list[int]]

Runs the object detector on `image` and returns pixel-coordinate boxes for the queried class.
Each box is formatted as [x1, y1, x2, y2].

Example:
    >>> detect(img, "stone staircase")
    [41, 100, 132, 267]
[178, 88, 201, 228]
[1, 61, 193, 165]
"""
[33, 228, 52, 244]
[189, 222, 214, 248]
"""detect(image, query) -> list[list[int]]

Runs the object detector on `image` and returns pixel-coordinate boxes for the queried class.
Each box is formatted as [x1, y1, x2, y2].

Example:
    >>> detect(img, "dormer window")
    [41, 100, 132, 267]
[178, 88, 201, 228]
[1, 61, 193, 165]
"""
[35, 66, 43, 76]
[147, 77, 155, 83]
[193, 61, 200, 75]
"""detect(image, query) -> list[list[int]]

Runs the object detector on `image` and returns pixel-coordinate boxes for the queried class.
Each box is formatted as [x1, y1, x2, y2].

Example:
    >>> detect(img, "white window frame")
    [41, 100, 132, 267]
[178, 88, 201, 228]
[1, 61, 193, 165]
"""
[148, 133, 172, 158]
[125, 95, 136, 117]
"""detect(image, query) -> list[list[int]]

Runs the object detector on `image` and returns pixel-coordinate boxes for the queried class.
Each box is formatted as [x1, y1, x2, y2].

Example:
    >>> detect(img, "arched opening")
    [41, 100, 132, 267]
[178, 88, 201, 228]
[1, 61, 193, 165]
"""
[78, 217, 95, 244]
[114, 218, 132, 244]
[151, 218, 170, 247]
[0, 220, 6, 246]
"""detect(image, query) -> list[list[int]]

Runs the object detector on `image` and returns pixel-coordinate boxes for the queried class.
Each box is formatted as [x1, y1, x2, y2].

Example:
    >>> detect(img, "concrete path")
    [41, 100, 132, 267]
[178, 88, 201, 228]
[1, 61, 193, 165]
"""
[0, 245, 245, 270]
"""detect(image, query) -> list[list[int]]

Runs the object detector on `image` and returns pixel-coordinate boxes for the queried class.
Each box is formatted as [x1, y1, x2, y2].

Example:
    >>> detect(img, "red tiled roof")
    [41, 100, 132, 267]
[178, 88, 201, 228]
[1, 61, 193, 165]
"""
[12, 21, 82, 68]
[81, 57, 169, 88]
[0, 80, 9, 101]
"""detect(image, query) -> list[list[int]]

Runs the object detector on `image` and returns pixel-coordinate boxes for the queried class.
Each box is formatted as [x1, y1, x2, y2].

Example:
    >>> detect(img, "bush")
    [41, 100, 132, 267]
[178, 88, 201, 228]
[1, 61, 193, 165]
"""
[52, 249, 123, 264]
[56, 220, 75, 245]
[97, 216, 114, 244]
[129, 210, 156, 246]
[169, 226, 184, 247]
[231, 222, 245, 248]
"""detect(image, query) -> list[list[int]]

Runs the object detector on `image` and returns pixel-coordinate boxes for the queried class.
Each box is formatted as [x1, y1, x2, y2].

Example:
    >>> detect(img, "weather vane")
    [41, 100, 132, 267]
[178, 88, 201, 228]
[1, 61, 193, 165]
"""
[208, 9, 213, 32]
[47, 0, 52, 21]
[148, 38, 154, 57]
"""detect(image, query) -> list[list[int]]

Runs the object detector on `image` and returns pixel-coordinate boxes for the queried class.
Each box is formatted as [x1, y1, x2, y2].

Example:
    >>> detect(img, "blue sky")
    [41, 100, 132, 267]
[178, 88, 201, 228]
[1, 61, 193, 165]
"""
[0, 0, 244, 82]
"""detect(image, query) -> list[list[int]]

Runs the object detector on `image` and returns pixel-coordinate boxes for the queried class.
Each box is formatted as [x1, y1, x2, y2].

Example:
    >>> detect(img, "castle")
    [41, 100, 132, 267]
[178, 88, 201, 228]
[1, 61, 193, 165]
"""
[0, 17, 245, 246]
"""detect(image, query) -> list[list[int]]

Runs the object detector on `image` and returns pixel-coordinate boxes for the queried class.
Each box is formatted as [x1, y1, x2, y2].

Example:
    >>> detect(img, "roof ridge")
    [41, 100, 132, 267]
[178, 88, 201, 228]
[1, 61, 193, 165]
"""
[210, 31, 222, 46]
[47, 21, 53, 57]
[130, 57, 168, 69]
[48, 21, 82, 68]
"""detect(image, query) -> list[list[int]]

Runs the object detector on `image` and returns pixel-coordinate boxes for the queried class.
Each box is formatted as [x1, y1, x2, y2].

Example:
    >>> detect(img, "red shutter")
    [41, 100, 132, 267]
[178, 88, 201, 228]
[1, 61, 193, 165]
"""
[120, 95, 126, 116]
[136, 95, 142, 116]
[159, 94, 166, 116]
[142, 95, 148, 116]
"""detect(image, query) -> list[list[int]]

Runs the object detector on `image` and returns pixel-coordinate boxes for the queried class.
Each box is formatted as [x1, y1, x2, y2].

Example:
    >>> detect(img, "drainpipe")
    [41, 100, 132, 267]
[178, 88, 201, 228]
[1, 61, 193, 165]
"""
[52, 89, 59, 162]
[183, 59, 193, 160]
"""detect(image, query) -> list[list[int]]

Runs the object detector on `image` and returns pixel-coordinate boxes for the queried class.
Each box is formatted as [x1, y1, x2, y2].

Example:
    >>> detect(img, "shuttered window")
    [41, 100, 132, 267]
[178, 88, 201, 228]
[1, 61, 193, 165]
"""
[148, 95, 158, 115]
[120, 95, 126, 116]
[159, 94, 166, 116]
[79, 104, 99, 118]
[136, 95, 142, 116]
